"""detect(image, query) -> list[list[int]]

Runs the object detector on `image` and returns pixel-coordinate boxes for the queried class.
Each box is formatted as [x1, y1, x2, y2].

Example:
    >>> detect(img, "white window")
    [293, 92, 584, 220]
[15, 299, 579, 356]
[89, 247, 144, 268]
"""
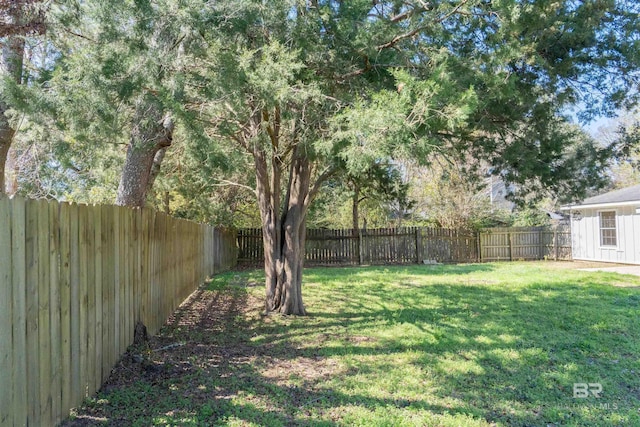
[599, 211, 617, 247]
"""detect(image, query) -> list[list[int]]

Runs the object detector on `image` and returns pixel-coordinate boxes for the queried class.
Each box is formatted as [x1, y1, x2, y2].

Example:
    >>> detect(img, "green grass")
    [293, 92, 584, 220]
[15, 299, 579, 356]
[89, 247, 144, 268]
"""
[69, 262, 640, 426]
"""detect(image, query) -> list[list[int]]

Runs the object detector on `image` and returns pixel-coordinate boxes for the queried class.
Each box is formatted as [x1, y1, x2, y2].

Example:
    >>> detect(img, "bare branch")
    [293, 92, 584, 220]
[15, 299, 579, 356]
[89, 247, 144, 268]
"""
[212, 178, 257, 196]
[62, 28, 96, 42]
[434, 0, 469, 24]
[306, 164, 339, 206]
[337, 55, 372, 81]
[376, 0, 469, 51]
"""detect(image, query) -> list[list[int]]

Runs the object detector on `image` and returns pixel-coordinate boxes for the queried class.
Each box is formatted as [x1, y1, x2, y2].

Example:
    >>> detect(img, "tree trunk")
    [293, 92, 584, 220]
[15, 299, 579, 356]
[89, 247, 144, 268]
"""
[0, 31, 25, 194]
[272, 154, 310, 315]
[4, 146, 19, 195]
[255, 142, 310, 315]
[352, 183, 360, 233]
[0, 143, 10, 194]
[147, 146, 168, 193]
[115, 95, 173, 207]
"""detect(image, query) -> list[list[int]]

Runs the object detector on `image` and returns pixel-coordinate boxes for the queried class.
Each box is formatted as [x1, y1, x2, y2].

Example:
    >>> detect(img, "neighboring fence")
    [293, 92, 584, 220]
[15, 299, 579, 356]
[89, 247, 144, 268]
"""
[238, 226, 571, 266]
[479, 226, 571, 261]
[0, 196, 237, 427]
[238, 226, 479, 265]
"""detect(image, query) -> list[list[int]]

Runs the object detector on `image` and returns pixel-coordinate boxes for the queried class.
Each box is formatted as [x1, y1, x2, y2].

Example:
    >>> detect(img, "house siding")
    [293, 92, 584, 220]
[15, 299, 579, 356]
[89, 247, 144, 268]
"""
[571, 205, 640, 264]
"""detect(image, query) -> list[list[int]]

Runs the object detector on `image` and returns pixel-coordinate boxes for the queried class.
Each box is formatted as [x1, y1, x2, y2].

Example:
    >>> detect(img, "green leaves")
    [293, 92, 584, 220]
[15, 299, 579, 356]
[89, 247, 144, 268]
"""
[325, 66, 480, 175]
[5, 0, 640, 218]
[237, 41, 312, 107]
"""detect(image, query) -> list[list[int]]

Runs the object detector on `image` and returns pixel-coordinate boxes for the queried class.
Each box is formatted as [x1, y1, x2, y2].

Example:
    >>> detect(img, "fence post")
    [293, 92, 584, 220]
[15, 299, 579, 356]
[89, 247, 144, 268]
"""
[477, 231, 482, 262]
[508, 230, 513, 261]
[358, 229, 364, 265]
[554, 229, 559, 261]
[539, 227, 544, 260]
[415, 228, 422, 264]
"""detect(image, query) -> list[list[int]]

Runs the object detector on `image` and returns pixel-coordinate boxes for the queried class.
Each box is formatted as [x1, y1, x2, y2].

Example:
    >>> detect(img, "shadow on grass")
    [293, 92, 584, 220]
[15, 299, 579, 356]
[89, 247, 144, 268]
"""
[245, 276, 640, 426]
[64, 266, 640, 426]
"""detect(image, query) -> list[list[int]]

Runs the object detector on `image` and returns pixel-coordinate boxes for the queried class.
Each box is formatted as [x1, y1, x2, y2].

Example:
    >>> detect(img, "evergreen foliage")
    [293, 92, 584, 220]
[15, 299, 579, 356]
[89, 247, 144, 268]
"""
[2, 0, 640, 313]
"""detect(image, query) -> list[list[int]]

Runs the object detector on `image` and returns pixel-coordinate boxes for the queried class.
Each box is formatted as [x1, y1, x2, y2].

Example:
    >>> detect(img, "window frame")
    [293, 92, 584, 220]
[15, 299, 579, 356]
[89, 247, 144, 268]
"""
[598, 210, 618, 249]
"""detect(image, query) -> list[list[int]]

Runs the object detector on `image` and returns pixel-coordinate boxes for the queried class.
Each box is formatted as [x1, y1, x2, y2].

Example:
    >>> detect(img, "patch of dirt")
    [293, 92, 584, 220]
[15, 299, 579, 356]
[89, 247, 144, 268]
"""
[60, 276, 351, 426]
[59, 283, 269, 425]
[261, 356, 344, 385]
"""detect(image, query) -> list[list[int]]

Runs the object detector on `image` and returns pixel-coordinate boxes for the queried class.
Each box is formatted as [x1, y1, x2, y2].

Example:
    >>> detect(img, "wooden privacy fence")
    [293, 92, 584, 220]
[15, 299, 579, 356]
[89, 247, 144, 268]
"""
[238, 226, 571, 266]
[0, 196, 237, 427]
[479, 226, 571, 261]
[238, 227, 479, 265]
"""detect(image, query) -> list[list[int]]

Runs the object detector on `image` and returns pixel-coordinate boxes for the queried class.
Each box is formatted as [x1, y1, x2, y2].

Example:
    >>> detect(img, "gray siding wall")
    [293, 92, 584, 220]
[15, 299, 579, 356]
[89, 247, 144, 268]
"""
[571, 205, 640, 264]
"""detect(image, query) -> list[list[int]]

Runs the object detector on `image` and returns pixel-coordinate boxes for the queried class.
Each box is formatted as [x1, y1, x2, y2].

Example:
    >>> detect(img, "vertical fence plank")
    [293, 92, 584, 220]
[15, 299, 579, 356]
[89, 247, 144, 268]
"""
[78, 205, 89, 401]
[123, 207, 131, 351]
[108, 205, 117, 377]
[109, 206, 122, 365]
[118, 207, 126, 357]
[141, 209, 151, 327]
[101, 204, 112, 380]
[152, 213, 160, 334]
[149, 211, 161, 334]
[85, 206, 97, 398]
[133, 209, 141, 322]
[0, 197, 12, 427]
[10, 197, 27, 426]
[121, 208, 128, 350]
[133, 209, 139, 340]
[48, 202, 62, 424]
[69, 203, 82, 407]
[58, 202, 72, 419]
[25, 199, 41, 426]
[93, 205, 103, 387]
[127, 208, 135, 346]
[37, 200, 52, 423]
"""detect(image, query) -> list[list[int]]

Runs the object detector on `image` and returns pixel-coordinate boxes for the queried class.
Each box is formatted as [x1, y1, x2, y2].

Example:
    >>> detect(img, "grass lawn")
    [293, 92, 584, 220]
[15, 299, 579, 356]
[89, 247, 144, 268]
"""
[64, 262, 640, 426]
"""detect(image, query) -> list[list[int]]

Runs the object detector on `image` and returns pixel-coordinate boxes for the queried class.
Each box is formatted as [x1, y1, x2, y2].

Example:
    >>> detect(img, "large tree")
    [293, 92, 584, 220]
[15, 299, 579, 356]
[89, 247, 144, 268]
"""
[195, 0, 638, 315]
[11, 0, 204, 206]
[6, 0, 639, 315]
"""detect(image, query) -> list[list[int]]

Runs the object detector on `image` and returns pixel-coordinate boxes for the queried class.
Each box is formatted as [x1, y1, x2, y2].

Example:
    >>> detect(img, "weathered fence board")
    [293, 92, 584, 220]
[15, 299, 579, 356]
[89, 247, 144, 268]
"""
[0, 198, 12, 426]
[25, 200, 41, 425]
[59, 202, 72, 419]
[419, 227, 479, 264]
[479, 227, 571, 261]
[11, 197, 28, 427]
[238, 226, 570, 266]
[0, 196, 238, 427]
[37, 200, 51, 423]
[78, 204, 89, 404]
[48, 201, 61, 424]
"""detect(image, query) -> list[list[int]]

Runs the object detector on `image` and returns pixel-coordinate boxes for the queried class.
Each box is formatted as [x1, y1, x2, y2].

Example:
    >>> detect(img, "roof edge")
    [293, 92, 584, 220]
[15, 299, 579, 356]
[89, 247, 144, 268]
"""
[560, 200, 640, 210]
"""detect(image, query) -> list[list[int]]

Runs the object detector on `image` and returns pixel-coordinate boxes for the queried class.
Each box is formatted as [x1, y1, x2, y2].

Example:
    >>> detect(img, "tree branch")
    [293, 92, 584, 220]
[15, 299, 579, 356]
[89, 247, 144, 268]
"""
[376, 27, 424, 51]
[376, 0, 469, 51]
[212, 178, 257, 196]
[337, 55, 372, 81]
[63, 28, 96, 42]
[306, 164, 339, 206]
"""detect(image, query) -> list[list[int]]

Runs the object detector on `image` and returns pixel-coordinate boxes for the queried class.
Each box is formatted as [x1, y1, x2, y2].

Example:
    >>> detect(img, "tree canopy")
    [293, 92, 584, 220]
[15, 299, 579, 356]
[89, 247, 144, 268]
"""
[2, 0, 640, 314]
